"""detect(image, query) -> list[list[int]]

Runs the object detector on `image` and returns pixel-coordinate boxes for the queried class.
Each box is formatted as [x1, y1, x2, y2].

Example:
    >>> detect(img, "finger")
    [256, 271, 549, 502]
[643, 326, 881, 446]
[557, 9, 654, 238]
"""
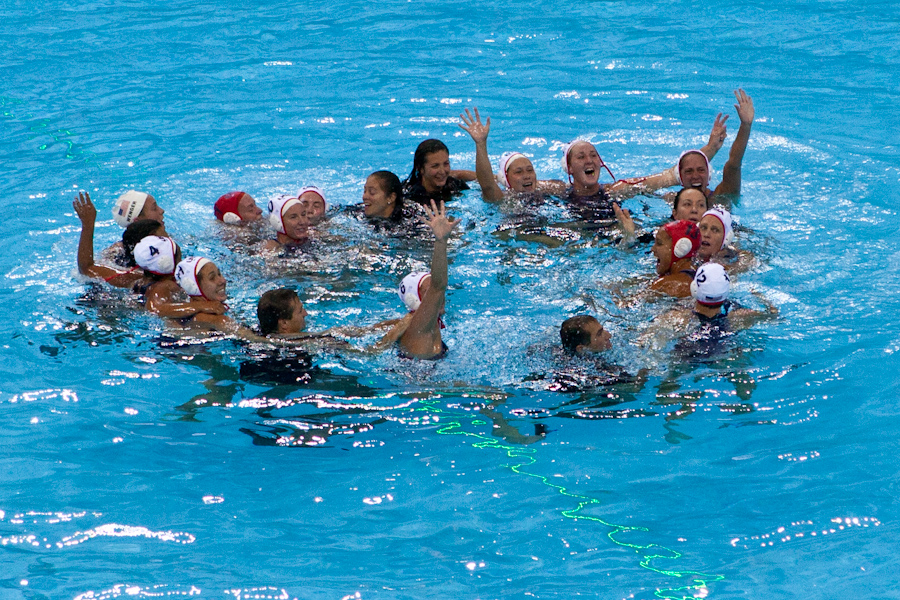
[485, 116, 490, 129]
[721, 114, 729, 125]
[473, 107, 480, 122]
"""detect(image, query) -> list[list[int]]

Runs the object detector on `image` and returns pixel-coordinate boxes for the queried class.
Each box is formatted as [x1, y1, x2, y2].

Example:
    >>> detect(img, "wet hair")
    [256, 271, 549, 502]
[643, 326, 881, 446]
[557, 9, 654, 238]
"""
[369, 170, 404, 221]
[405, 139, 449, 187]
[121, 219, 164, 267]
[560, 315, 599, 354]
[672, 187, 708, 216]
[258, 288, 300, 335]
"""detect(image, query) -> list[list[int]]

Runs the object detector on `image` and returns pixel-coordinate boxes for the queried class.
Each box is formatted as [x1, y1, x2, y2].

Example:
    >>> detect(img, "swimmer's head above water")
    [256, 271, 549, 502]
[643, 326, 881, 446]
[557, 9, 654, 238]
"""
[408, 139, 451, 193]
[676, 150, 710, 190]
[297, 187, 327, 225]
[215, 191, 263, 224]
[363, 171, 404, 219]
[560, 315, 612, 355]
[257, 288, 307, 335]
[698, 207, 734, 259]
[267, 195, 310, 244]
[499, 152, 537, 193]
[134, 235, 180, 277]
[672, 187, 709, 223]
[113, 190, 165, 228]
[122, 219, 167, 267]
[175, 256, 227, 302]
[691, 263, 730, 307]
[398, 272, 432, 312]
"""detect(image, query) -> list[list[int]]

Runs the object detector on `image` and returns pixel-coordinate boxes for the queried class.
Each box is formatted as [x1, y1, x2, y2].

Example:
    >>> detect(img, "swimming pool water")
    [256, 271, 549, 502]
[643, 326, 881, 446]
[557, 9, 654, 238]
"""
[2, 0, 900, 598]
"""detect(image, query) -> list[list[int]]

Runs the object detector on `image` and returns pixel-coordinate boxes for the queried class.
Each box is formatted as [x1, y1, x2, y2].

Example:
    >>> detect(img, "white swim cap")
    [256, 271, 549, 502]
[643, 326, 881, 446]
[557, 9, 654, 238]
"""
[134, 236, 177, 275]
[398, 272, 431, 312]
[691, 263, 731, 306]
[498, 152, 528, 188]
[175, 256, 212, 298]
[267, 195, 302, 234]
[113, 190, 149, 227]
[297, 186, 327, 210]
[701, 207, 734, 249]
[676, 150, 710, 186]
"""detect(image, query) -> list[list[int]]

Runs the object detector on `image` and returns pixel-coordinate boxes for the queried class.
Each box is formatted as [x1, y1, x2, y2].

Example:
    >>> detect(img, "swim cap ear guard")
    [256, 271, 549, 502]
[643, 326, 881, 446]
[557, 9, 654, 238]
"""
[113, 190, 149, 227]
[676, 150, 710, 187]
[215, 191, 245, 225]
[175, 256, 212, 298]
[702, 207, 735, 249]
[663, 220, 701, 262]
[691, 263, 731, 306]
[398, 272, 431, 312]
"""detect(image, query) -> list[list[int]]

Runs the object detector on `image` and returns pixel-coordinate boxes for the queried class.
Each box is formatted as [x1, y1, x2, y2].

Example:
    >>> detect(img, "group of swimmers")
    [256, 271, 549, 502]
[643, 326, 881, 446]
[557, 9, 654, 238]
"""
[72, 88, 777, 366]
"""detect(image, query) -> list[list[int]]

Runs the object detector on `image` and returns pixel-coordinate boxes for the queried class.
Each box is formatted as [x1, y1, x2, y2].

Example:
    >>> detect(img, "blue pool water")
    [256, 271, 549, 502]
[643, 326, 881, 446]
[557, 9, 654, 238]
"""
[3, 1, 900, 598]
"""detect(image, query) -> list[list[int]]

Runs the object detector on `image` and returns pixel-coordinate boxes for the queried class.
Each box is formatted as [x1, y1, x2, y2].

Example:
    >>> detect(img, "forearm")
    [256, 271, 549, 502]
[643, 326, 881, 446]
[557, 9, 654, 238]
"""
[76, 221, 97, 274]
[450, 169, 477, 182]
[607, 167, 678, 199]
[430, 239, 449, 290]
[474, 142, 503, 201]
[725, 121, 752, 170]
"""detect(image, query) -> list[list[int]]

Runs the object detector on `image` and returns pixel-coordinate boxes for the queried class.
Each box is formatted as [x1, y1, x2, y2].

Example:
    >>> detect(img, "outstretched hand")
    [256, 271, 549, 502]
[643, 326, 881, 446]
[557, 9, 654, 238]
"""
[421, 200, 461, 242]
[734, 89, 754, 125]
[458, 107, 490, 145]
[73, 191, 97, 225]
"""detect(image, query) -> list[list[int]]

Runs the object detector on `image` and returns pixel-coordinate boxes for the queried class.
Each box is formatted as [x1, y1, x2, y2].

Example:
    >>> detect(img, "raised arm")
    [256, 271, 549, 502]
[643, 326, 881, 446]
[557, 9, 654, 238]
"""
[458, 107, 504, 202]
[73, 192, 139, 288]
[399, 201, 460, 358]
[713, 89, 754, 198]
[608, 113, 729, 200]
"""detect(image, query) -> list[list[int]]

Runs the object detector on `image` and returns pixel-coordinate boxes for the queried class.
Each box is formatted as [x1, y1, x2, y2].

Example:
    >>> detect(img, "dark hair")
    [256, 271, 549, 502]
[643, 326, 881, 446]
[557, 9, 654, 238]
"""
[672, 187, 708, 215]
[560, 315, 599, 354]
[122, 219, 164, 267]
[369, 170, 404, 221]
[258, 288, 300, 335]
[405, 139, 449, 187]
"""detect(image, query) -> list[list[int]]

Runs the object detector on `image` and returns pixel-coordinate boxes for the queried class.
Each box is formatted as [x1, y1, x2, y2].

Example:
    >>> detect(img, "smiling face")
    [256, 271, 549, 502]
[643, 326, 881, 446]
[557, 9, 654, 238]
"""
[698, 214, 725, 259]
[237, 194, 263, 222]
[363, 175, 397, 218]
[506, 157, 537, 192]
[566, 142, 601, 188]
[139, 195, 165, 225]
[679, 153, 710, 189]
[299, 191, 326, 224]
[652, 228, 674, 275]
[420, 150, 451, 193]
[281, 202, 310, 241]
[197, 262, 227, 302]
[672, 188, 708, 223]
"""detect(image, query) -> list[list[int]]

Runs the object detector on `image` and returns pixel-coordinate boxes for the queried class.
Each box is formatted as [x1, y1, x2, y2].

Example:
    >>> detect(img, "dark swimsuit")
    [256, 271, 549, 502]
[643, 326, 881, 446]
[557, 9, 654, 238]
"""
[404, 177, 469, 206]
[674, 302, 733, 361]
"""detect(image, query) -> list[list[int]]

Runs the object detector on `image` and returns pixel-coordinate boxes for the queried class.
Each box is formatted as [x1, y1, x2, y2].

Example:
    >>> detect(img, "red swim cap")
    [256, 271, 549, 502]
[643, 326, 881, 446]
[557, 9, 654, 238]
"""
[214, 191, 245, 223]
[663, 219, 701, 263]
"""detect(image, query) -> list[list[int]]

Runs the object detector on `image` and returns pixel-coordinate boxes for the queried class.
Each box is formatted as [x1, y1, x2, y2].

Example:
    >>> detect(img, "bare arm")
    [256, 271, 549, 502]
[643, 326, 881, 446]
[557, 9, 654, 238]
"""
[146, 282, 227, 318]
[73, 192, 139, 288]
[458, 107, 504, 202]
[728, 291, 777, 330]
[399, 201, 460, 357]
[713, 89, 754, 198]
[450, 169, 477, 182]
